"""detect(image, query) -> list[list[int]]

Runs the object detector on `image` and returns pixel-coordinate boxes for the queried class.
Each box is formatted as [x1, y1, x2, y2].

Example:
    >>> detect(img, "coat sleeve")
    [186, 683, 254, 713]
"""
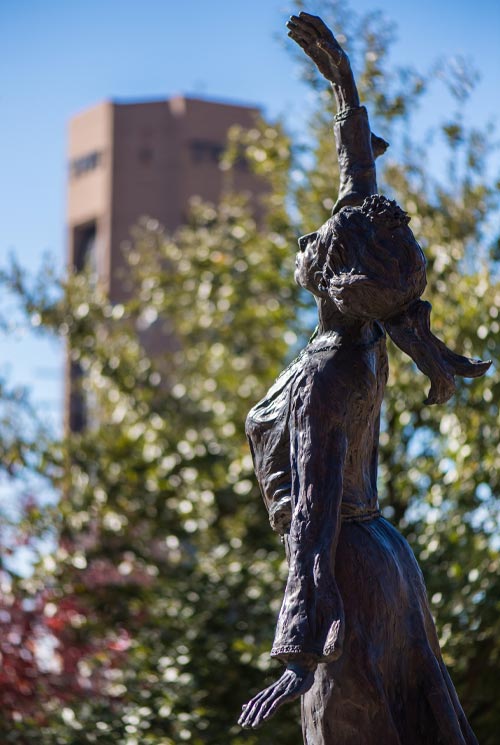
[332, 105, 384, 214]
[270, 364, 347, 665]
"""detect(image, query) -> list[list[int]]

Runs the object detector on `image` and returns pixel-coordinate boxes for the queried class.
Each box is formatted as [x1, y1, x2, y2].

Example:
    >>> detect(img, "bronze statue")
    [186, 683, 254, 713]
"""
[238, 12, 490, 744]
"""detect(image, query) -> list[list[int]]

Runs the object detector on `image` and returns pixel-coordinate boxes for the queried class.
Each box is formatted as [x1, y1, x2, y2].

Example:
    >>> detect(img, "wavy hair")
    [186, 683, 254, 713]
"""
[314, 195, 490, 404]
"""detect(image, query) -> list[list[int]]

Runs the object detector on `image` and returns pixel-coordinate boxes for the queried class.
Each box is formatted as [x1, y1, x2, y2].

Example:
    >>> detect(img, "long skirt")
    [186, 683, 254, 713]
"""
[301, 517, 477, 745]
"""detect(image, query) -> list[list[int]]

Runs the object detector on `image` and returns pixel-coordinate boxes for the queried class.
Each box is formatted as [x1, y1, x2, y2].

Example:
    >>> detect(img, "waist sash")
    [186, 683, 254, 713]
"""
[341, 503, 381, 523]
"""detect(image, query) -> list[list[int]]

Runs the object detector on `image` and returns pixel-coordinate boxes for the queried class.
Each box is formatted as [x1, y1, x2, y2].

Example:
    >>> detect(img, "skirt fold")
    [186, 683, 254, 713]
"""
[301, 517, 477, 745]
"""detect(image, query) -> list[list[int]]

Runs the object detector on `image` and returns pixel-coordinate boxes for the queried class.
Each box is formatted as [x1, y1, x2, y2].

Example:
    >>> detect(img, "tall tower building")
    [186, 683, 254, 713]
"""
[65, 96, 262, 431]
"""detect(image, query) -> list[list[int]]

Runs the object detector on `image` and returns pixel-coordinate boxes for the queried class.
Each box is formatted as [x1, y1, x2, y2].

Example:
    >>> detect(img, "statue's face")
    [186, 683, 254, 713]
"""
[294, 230, 324, 296]
[294, 217, 346, 298]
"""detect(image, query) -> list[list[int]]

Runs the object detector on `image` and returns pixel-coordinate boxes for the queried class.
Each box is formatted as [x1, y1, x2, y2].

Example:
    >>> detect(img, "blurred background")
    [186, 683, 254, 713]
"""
[1, 1, 500, 743]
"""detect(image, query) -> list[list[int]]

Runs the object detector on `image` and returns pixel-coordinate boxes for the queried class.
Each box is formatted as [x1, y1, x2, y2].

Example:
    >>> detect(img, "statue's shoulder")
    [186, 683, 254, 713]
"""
[290, 350, 350, 421]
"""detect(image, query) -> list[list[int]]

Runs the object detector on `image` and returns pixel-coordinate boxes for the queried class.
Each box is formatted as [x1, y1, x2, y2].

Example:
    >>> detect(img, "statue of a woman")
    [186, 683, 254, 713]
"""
[238, 12, 489, 744]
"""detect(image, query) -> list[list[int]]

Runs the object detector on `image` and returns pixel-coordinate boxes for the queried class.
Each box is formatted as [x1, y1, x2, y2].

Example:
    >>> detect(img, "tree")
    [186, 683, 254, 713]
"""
[1, 2, 500, 743]
[1, 147, 308, 743]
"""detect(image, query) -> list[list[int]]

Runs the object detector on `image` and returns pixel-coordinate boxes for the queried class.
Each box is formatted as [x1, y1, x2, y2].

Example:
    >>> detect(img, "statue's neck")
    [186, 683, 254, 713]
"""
[315, 297, 374, 343]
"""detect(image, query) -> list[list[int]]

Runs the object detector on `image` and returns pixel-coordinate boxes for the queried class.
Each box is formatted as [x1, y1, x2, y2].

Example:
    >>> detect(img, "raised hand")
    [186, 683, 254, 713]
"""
[287, 12, 359, 109]
[238, 664, 315, 729]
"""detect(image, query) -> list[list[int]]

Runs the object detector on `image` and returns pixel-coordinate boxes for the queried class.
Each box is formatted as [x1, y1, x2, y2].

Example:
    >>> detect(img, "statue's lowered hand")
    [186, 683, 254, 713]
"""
[238, 664, 315, 729]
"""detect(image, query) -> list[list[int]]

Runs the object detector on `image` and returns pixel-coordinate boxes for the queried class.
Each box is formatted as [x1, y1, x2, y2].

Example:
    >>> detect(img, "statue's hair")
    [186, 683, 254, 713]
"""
[384, 300, 489, 404]
[311, 195, 490, 404]
[362, 194, 410, 229]
[315, 195, 426, 321]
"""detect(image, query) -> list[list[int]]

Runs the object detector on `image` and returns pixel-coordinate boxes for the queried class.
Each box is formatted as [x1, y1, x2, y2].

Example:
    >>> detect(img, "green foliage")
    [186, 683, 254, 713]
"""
[1, 190, 306, 744]
[1, 2, 500, 743]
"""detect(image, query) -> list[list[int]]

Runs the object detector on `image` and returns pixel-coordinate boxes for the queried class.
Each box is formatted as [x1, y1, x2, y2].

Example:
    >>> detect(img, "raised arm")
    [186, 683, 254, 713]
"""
[287, 12, 359, 112]
[287, 12, 388, 212]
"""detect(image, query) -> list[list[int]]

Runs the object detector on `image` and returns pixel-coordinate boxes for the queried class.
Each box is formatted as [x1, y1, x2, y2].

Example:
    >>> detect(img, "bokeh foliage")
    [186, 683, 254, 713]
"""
[1, 2, 500, 743]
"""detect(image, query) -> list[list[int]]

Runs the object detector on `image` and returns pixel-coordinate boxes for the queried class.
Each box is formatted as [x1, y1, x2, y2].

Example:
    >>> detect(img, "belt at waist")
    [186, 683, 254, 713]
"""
[341, 503, 381, 523]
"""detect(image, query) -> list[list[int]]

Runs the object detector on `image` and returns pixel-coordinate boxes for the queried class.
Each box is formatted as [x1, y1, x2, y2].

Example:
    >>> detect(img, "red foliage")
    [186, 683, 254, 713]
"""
[0, 571, 129, 725]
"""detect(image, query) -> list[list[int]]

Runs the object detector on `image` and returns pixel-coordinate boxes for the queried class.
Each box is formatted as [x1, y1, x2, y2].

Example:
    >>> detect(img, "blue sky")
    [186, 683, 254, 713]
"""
[1, 0, 500, 431]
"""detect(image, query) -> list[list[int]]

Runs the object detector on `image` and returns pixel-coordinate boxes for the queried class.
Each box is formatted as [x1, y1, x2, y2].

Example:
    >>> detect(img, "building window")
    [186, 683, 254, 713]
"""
[73, 222, 97, 274]
[190, 140, 225, 165]
[69, 150, 103, 178]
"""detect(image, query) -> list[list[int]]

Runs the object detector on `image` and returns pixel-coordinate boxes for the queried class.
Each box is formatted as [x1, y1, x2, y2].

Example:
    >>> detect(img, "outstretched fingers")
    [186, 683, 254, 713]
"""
[238, 686, 275, 729]
[239, 669, 314, 729]
[287, 26, 310, 44]
[287, 14, 319, 41]
[287, 31, 312, 57]
[298, 11, 333, 35]
[287, 13, 345, 72]
[289, 12, 336, 43]
[239, 685, 285, 729]
[253, 677, 301, 725]
[238, 674, 290, 729]
[287, 19, 314, 46]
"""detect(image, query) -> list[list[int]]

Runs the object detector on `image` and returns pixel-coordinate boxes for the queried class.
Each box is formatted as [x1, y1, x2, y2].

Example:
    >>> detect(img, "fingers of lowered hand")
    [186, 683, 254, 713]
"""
[238, 687, 273, 729]
[239, 672, 297, 729]
[255, 677, 302, 725]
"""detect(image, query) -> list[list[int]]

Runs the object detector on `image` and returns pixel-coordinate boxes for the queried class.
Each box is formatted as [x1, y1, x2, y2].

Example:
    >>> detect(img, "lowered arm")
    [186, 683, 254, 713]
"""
[239, 358, 347, 730]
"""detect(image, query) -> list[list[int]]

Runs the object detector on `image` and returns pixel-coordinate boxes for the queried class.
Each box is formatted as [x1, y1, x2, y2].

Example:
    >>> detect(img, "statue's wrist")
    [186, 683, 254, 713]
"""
[287, 655, 317, 674]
